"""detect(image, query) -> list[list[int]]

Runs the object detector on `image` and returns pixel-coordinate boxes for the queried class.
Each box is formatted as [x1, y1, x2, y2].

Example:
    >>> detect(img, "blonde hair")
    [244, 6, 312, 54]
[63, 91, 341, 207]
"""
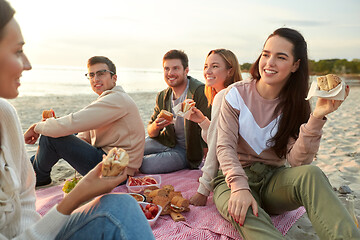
[204, 49, 242, 106]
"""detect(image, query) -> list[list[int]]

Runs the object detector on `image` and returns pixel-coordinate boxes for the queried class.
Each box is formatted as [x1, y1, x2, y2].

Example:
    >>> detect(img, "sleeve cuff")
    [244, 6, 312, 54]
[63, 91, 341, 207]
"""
[198, 117, 210, 130]
[197, 184, 211, 197]
[34, 122, 44, 134]
[305, 114, 327, 134]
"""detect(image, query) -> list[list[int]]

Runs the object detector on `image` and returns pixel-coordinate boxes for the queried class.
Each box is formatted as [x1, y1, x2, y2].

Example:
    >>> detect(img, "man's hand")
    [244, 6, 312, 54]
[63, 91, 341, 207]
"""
[24, 123, 40, 144]
[147, 115, 172, 137]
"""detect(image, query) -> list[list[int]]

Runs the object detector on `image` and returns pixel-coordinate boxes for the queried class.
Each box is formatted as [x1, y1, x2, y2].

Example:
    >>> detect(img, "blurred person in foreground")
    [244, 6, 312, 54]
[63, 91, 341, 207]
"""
[0, 1, 154, 239]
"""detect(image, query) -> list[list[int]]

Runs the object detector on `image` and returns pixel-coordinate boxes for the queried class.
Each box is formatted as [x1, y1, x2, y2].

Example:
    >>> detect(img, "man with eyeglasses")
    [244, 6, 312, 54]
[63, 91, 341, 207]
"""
[140, 50, 211, 174]
[24, 56, 145, 187]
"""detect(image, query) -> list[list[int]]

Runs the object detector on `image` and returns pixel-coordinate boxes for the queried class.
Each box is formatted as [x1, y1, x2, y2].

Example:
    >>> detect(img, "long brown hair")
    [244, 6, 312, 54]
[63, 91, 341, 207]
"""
[0, 0, 15, 41]
[249, 28, 311, 158]
[204, 49, 242, 106]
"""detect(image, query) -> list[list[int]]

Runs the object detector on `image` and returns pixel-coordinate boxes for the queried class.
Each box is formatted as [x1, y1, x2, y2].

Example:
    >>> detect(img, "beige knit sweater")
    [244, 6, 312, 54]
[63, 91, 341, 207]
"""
[34, 86, 145, 175]
[0, 98, 68, 239]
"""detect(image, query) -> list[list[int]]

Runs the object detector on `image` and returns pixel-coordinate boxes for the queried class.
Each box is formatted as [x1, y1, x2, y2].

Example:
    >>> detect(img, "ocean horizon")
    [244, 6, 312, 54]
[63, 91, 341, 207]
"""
[18, 65, 358, 97]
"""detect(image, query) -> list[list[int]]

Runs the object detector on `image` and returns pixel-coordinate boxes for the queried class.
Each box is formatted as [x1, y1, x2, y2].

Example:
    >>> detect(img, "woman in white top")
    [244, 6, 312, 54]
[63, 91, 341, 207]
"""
[0, 1, 154, 239]
[188, 49, 242, 206]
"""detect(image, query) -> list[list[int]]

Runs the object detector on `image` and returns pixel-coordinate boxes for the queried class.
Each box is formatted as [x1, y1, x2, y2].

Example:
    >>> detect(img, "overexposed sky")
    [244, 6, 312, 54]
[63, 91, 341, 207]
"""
[11, 0, 360, 70]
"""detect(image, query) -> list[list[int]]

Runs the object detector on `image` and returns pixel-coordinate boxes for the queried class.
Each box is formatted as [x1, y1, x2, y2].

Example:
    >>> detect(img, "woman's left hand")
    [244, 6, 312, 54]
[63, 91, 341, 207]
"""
[313, 85, 350, 119]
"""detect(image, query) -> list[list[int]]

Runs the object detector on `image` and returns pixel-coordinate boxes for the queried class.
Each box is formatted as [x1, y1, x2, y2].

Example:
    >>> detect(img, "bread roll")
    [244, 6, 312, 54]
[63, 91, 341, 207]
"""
[317, 74, 342, 91]
[101, 147, 129, 177]
[42, 109, 56, 120]
[181, 99, 195, 112]
[158, 109, 173, 122]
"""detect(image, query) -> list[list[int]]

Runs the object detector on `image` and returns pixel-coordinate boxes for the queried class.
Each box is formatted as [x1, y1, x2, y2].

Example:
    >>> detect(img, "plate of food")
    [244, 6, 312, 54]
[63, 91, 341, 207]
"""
[126, 175, 161, 193]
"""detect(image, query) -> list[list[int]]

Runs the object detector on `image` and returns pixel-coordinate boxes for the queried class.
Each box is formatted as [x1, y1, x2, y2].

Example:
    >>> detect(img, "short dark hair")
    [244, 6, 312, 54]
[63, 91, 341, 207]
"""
[163, 50, 189, 69]
[87, 56, 116, 74]
[0, 0, 15, 41]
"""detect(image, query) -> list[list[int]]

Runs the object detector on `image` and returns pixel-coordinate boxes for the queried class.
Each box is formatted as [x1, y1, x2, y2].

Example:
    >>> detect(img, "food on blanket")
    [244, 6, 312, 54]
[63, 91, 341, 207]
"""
[171, 195, 190, 208]
[181, 99, 195, 113]
[140, 203, 159, 219]
[145, 184, 189, 221]
[42, 109, 56, 120]
[158, 109, 173, 122]
[128, 176, 158, 186]
[152, 196, 171, 215]
[62, 177, 81, 194]
[170, 211, 186, 222]
[129, 193, 145, 202]
[101, 147, 129, 177]
[317, 74, 342, 91]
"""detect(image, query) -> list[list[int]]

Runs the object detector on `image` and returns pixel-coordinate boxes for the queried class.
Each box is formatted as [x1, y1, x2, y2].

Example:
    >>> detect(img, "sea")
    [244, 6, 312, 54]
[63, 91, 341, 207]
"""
[18, 65, 358, 97]
[18, 65, 209, 96]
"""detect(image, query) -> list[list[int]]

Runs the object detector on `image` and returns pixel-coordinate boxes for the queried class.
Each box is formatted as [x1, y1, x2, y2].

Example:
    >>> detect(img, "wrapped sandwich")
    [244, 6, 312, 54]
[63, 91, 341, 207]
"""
[102, 147, 129, 177]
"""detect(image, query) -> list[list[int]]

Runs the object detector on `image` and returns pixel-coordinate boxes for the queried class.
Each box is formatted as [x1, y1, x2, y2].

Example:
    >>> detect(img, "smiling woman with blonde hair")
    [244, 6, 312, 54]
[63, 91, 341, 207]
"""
[188, 48, 242, 206]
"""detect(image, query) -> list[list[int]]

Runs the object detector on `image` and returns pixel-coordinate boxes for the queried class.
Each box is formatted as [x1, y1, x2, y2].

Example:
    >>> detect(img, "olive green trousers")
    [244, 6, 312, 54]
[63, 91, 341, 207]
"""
[213, 163, 360, 240]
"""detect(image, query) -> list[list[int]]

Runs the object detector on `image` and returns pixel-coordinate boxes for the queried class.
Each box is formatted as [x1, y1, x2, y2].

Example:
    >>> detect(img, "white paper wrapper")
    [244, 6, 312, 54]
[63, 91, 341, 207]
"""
[173, 102, 194, 120]
[306, 80, 346, 100]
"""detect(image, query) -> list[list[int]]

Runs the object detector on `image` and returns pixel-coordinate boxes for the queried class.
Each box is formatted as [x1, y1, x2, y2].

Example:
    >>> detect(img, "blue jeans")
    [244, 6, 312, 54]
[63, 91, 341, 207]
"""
[140, 137, 188, 174]
[55, 194, 155, 240]
[31, 135, 105, 182]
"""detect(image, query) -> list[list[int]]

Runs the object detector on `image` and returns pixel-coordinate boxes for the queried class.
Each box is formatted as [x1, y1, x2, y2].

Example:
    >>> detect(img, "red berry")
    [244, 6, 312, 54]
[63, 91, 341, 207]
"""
[144, 210, 153, 219]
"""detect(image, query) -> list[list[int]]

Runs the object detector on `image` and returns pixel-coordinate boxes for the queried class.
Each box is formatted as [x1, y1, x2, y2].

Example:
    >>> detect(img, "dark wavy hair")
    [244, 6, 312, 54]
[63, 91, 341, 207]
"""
[249, 28, 311, 158]
[0, 0, 15, 41]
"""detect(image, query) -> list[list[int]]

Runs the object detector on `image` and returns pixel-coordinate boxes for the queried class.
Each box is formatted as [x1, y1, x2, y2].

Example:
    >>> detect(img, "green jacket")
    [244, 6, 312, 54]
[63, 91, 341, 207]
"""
[149, 76, 211, 169]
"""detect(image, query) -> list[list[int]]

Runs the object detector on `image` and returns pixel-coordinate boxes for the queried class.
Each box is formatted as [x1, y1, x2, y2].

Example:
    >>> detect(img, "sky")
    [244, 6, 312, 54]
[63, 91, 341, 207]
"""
[10, 0, 360, 71]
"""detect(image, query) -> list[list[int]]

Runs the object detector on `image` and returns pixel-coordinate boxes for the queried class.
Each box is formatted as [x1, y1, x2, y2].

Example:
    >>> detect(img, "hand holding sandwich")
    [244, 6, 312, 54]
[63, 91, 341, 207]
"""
[313, 84, 350, 119]
[57, 161, 128, 215]
[148, 109, 173, 137]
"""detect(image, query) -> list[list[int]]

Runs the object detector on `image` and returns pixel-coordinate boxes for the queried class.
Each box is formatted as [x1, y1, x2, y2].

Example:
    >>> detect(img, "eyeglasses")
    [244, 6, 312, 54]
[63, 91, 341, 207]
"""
[85, 69, 114, 80]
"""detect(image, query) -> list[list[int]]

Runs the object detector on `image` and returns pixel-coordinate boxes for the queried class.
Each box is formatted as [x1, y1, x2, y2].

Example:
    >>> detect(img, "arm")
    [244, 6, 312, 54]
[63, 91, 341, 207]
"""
[147, 93, 172, 138]
[33, 94, 129, 138]
[287, 86, 349, 166]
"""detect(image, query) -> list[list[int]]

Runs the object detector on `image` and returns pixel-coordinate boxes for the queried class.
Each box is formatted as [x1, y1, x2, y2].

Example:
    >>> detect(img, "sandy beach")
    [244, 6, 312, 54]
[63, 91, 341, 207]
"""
[8, 87, 360, 239]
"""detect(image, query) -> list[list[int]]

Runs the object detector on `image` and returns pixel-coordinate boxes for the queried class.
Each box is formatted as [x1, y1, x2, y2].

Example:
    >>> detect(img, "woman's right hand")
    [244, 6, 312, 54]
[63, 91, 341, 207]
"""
[188, 107, 206, 123]
[228, 189, 258, 226]
[57, 162, 127, 215]
[190, 192, 208, 206]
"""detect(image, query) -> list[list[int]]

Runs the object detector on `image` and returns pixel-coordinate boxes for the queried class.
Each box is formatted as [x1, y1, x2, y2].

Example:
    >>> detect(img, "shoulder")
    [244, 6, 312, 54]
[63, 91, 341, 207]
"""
[0, 98, 17, 118]
[223, 78, 255, 109]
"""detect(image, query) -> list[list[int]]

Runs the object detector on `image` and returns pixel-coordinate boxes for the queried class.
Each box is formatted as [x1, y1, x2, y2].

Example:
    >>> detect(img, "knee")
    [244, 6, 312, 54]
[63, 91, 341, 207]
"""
[295, 165, 329, 187]
[97, 194, 139, 213]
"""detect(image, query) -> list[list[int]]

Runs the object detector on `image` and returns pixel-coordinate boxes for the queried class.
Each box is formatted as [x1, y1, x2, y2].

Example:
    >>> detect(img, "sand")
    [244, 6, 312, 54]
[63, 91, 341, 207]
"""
[8, 87, 360, 239]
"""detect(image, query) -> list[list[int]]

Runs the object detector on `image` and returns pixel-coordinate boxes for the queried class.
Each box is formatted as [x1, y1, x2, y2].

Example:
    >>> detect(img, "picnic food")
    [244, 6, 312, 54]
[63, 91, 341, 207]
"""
[317, 74, 342, 91]
[101, 147, 129, 177]
[42, 109, 56, 120]
[158, 109, 173, 122]
[181, 99, 195, 113]
[129, 193, 145, 202]
[127, 176, 158, 186]
[139, 203, 160, 220]
[62, 177, 81, 194]
[144, 184, 189, 221]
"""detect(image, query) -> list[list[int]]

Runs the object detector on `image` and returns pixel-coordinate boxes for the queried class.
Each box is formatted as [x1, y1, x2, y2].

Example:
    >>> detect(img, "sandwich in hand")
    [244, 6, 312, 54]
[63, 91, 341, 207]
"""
[102, 147, 129, 177]
[158, 109, 173, 122]
[181, 99, 195, 113]
[317, 74, 342, 91]
[42, 109, 56, 120]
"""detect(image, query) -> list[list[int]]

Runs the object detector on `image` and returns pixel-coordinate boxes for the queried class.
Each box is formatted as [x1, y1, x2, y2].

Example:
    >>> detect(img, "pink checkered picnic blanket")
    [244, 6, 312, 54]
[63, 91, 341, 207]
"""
[36, 169, 306, 239]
